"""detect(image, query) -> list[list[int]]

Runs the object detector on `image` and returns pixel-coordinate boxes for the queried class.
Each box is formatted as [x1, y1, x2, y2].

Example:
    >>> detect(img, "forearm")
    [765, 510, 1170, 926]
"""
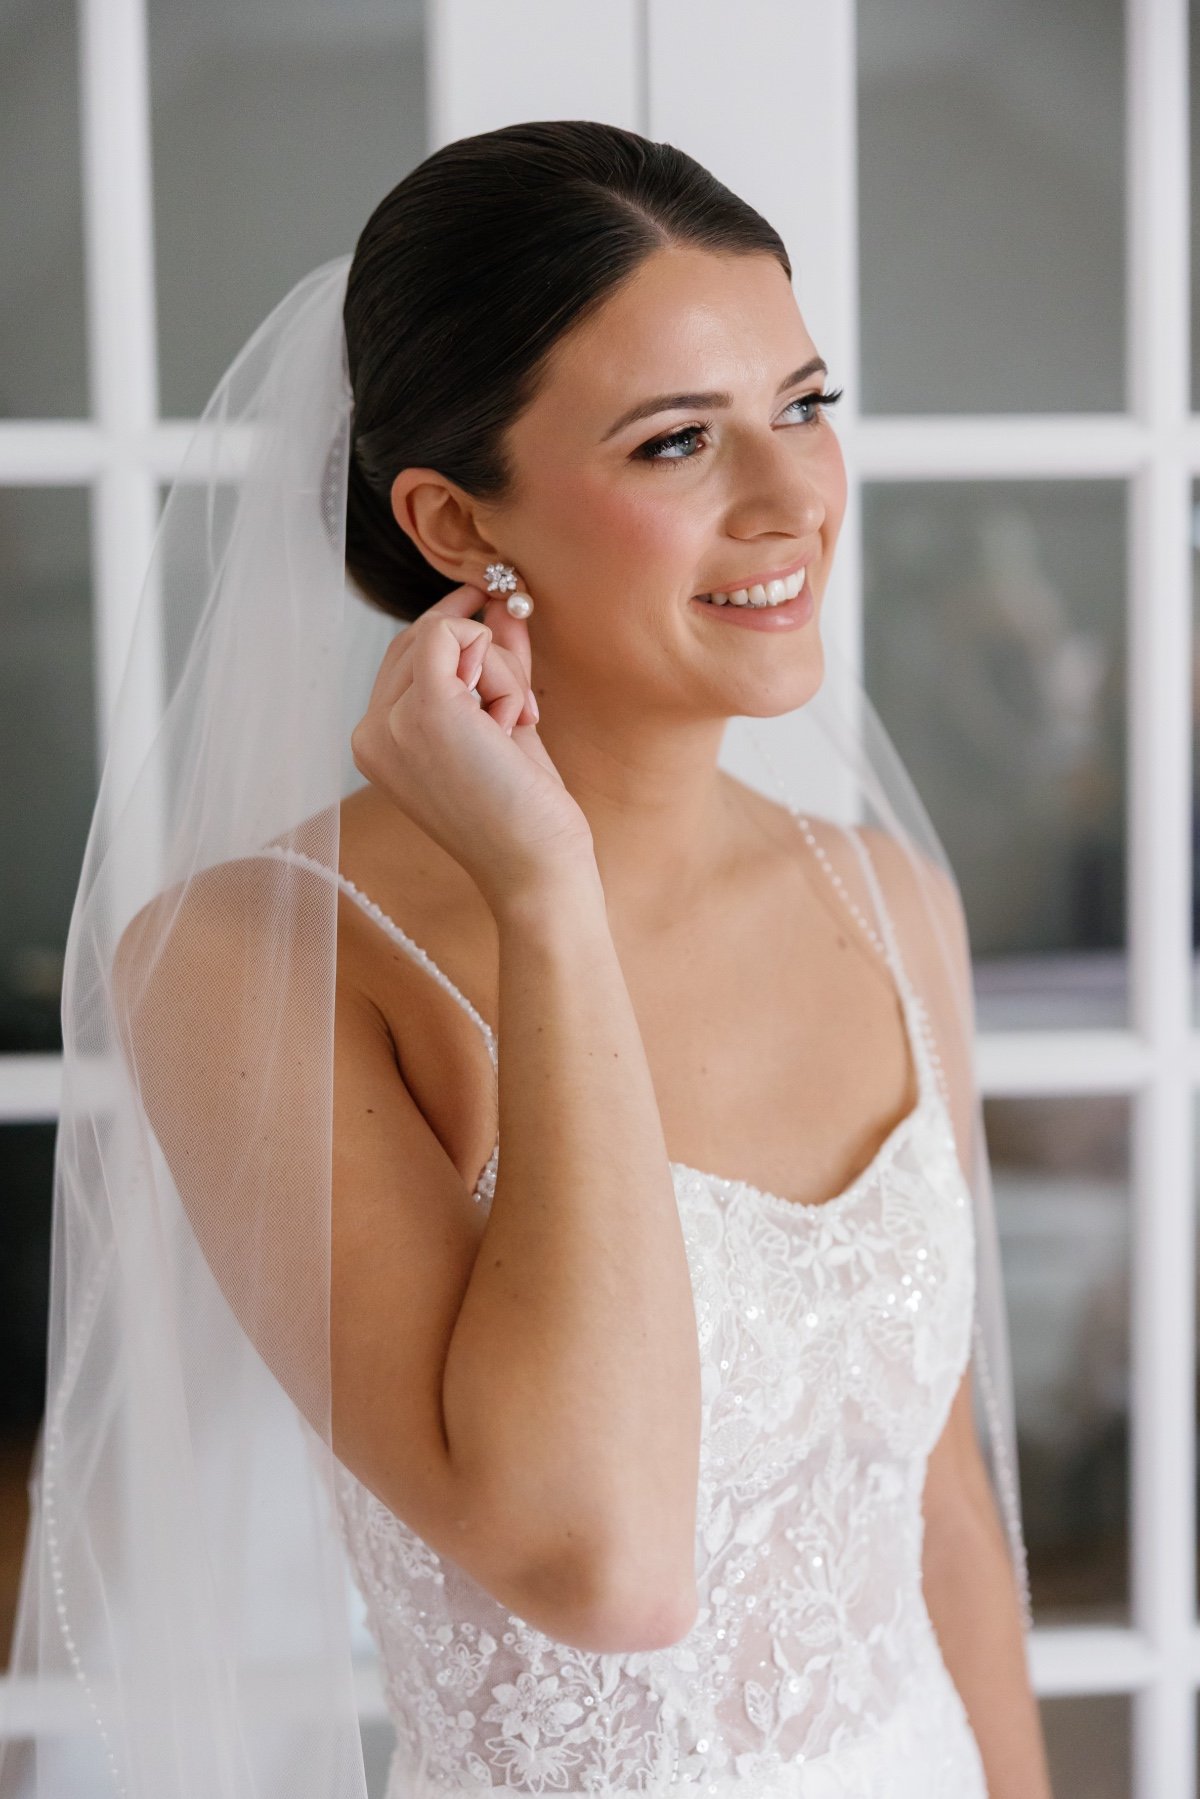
[923, 1490, 1053, 1798]
[441, 868, 702, 1629]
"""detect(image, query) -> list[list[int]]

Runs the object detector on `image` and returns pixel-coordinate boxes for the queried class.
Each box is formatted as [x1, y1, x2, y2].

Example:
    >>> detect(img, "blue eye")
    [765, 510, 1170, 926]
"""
[634, 386, 845, 466]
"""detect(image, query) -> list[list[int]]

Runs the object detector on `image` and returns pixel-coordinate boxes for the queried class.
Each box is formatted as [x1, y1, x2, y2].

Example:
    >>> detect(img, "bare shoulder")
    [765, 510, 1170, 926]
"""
[112, 849, 343, 1428]
[722, 780, 978, 1176]
[333, 783, 485, 968]
[113, 847, 332, 1010]
[849, 823, 972, 1016]
[848, 822, 977, 1181]
[721, 773, 961, 980]
[110, 829, 499, 1549]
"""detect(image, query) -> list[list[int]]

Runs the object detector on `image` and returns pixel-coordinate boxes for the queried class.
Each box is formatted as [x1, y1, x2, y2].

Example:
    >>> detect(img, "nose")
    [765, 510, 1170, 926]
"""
[723, 432, 832, 543]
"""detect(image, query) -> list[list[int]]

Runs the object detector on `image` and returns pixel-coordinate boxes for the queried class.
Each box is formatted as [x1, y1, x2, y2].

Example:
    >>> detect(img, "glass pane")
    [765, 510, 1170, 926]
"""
[864, 480, 1127, 1031]
[0, 0, 88, 418]
[857, 0, 1125, 414]
[0, 1123, 56, 1672]
[1191, 485, 1200, 1017]
[989, 1095, 1131, 1623]
[1190, 4, 1200, 413]
[149, 0, 428, 417]
[1193, 1097, 1200, 1613]
[0, 1738, 126, 1791]
[360, 1716, 397, 1799]
[1042, 1694, 1131, 1799]
[0, 488, 95, 1053]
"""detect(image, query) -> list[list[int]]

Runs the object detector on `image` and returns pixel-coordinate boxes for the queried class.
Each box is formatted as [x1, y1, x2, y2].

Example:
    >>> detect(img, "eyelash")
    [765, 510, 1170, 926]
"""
[634, 386, 845, 466]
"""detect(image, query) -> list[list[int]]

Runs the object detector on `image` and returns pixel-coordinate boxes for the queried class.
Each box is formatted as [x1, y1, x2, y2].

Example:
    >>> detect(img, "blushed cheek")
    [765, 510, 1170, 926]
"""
[530, 469, 699, 598]
[605, 487, 702, 579]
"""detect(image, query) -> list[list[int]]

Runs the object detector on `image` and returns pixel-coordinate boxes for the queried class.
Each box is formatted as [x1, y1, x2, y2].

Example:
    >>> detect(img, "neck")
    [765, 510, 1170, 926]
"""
[533, 705, 746, 931]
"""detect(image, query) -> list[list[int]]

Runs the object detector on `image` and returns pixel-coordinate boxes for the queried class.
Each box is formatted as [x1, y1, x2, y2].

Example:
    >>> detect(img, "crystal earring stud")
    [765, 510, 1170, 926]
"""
[483, 560, 534, 619]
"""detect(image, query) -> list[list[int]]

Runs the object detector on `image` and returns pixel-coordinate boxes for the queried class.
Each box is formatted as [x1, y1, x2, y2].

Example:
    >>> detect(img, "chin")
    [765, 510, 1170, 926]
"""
[722, 635, 825, 719]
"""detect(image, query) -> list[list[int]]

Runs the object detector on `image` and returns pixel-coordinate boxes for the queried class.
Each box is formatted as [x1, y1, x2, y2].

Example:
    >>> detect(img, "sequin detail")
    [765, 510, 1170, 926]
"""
[271, 833, 985, 1795]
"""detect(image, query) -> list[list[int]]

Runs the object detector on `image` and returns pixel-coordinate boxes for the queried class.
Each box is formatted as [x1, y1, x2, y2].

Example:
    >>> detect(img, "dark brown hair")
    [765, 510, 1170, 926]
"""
[342, 119, 790, 621]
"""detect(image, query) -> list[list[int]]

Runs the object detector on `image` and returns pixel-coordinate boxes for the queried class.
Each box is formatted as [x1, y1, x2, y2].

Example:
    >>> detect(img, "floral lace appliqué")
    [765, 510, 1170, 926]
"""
[331, 1092, 985, 1798]
[304, 831, 990, 1798]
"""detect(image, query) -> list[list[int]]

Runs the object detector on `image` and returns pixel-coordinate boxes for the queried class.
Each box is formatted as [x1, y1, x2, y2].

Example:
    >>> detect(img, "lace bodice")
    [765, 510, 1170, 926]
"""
[272, 826, 985, 1798]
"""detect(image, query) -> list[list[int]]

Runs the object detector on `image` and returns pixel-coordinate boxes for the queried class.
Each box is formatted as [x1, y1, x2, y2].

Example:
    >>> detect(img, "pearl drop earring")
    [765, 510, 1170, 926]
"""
[483, 561, 534, 619]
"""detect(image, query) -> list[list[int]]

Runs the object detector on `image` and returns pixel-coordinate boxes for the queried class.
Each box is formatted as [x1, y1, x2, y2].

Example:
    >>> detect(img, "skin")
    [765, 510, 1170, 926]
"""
[394, 244, 840, 927]
[336, 244, 1051, 1793]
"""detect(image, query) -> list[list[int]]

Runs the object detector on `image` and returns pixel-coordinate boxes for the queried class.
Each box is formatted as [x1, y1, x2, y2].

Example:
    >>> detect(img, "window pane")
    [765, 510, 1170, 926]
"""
[1190, 3, 1200, 412]
[857, 0, 1125, 414]
[0, 488, 95, 1054]
[360, 1717, 397, 1799]
[864, 480, 1127, 1031]
[990, 1095, 1131, 1624]
[1191, 484, 1200, 1017]
[0, 1123, 56, 1672]
[0, 0, 87, 418]
[1042, 1694, 1131, 1799]
[0, 1738, 126, 1791]
[149, 0, 428, 417]
[1192, 1096, 1200, 1615]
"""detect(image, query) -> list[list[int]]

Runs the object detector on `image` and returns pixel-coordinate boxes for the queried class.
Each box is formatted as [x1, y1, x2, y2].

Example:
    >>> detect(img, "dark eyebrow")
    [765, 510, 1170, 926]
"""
[600, 358, 829, 442]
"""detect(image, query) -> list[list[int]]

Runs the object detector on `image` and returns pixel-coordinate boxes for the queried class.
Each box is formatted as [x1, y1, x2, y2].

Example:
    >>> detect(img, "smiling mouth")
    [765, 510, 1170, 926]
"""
[693, 565, 807, 608]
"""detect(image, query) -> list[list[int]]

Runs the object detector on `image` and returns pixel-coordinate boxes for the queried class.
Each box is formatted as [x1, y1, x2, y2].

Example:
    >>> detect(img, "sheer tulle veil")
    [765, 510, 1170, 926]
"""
[0, 237, 1030, 1796]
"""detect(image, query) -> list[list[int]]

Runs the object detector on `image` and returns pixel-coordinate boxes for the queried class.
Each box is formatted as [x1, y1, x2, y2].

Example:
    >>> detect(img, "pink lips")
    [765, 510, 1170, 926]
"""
[699, 553, 813, 598]
[689, 582, 814, 631]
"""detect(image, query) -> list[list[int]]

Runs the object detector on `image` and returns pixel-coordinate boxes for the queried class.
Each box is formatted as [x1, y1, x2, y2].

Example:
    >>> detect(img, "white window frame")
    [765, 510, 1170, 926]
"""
[0, 1, 1193, 1791]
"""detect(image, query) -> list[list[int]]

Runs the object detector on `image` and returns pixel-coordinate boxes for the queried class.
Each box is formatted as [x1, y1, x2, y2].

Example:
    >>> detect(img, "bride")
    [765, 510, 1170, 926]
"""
[2, 120, 1051, 1799]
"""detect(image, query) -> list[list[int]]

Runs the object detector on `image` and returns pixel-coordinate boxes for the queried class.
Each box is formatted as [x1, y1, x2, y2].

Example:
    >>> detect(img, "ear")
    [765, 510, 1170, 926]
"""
[389, 466, 501, 594]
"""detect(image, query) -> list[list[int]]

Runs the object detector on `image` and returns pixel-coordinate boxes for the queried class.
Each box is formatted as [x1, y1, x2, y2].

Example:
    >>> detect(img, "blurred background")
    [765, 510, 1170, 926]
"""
[1, 0, 1197, 1793]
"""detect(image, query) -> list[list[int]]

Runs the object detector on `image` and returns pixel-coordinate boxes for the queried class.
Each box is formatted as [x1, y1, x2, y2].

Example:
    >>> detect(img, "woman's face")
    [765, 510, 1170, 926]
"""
[481, 245, 847, 719]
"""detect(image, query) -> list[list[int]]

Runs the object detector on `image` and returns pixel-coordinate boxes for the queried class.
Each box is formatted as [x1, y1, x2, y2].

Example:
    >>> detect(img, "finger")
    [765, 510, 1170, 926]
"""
[407, 614, 498, 705]
[365, 581, 494, 696]
[379, 583, 489, 660]
[462, 637, 528, 730]
[458, 640, 537, 730]
[421, 580, 494, 623]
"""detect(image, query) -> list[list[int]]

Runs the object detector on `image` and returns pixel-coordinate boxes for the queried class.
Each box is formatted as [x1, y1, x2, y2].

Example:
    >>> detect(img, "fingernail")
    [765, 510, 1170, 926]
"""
[529, 692, 540, 721]
[466, 663, 481, 691]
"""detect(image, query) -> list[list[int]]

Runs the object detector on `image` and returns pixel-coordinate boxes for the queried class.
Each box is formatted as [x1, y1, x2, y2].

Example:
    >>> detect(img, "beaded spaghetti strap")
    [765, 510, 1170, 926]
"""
[817, 828, 1032, 1628]
[799, 818, 952, 1118]
[258, 845, 497, 1066]
[257, 844, 501, 1203]
[841, 825, 931, 1093]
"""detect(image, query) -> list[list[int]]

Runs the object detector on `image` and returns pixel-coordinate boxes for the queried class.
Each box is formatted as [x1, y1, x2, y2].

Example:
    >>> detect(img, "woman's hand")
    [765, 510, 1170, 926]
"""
[350, 583, 596, 913]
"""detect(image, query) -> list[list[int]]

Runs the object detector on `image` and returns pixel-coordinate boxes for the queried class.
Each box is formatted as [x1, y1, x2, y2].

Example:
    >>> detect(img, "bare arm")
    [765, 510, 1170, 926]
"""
[332, 861, 703, 1650]
[441, 868, 703, 1648]
[117, 588, 704, 1656]
[924, 1373, 1053, 1798]
[119, 860, 702, 1658]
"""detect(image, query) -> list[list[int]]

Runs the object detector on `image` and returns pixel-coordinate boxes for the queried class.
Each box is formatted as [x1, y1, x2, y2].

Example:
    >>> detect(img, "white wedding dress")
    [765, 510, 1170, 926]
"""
[303, 824, 987, 1799]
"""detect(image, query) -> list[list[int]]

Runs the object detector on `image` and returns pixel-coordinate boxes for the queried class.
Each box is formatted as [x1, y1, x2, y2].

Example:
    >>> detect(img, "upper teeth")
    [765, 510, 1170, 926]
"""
[697, 567, 807, 607]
